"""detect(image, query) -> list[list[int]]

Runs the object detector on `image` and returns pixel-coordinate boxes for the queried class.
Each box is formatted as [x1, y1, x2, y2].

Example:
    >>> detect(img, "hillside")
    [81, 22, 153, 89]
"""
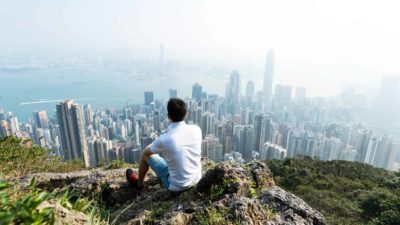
[267, 157, 400, 225]
[2, 136, 399, 224]
[0, 137, 325, 224]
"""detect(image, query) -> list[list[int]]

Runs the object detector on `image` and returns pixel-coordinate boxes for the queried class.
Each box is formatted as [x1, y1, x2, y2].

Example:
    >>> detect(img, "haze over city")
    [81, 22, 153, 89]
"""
[1, 0, 400, 97]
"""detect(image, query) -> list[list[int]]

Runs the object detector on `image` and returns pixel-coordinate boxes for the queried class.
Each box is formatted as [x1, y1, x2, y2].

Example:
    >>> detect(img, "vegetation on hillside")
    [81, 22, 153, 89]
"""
[2, 136, 400, 224]
[0, 136, 84, 178]
[267, 156, 400, 225]
[0, 136, 127, 224]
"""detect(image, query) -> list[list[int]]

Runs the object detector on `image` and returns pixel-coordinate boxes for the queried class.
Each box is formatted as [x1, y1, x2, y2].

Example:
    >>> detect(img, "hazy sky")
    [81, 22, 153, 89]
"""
[1, 0, 400, 96]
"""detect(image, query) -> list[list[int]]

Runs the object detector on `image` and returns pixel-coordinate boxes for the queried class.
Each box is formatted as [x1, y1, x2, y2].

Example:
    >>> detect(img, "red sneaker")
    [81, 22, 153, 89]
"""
[126, 169, 143, 191]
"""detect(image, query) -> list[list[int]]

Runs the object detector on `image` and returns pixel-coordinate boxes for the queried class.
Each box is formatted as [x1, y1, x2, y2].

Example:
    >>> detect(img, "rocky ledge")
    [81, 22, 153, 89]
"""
[18, 160, 326, 225]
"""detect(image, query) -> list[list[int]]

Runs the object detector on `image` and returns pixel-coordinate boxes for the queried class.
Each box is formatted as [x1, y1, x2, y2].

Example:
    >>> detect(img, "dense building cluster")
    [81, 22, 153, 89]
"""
[1, 51, 399, 170]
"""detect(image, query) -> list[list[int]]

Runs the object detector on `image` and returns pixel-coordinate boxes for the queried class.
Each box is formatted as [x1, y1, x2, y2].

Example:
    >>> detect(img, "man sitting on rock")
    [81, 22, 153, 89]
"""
[126, 98, 202, 193]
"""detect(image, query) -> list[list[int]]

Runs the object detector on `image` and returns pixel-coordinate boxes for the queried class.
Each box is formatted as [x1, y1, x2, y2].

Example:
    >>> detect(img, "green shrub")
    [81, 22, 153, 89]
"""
[267, 157, 399, 224]
[0, 178, 54, 225]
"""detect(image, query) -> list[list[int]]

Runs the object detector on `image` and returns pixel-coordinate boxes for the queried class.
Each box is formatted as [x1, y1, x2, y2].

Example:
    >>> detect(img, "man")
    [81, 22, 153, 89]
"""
[126, 98, 202, 192]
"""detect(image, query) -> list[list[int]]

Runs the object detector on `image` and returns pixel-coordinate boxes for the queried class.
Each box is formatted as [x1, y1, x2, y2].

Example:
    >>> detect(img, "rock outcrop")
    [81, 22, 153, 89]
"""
[17, 160, 326, 225]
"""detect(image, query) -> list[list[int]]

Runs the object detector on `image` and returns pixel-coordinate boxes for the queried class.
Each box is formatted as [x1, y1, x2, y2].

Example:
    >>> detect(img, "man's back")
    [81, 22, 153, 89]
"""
[150, 121, 202, 191]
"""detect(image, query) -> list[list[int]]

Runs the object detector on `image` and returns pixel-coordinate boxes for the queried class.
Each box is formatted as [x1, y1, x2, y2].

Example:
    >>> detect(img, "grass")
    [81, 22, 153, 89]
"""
[0, 136, 85, 178]
[106, 159, 131, 170]
[249, 180, 258, 198]
[263, 205, 276, 220]
[196, 207, 227, 225]
[144, 201, 173, 223]
[56, 185, 110, 223]
[210, 177, 240, 201]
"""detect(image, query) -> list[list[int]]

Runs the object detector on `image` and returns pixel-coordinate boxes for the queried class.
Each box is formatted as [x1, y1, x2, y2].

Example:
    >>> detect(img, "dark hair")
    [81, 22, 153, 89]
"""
[167, 98, 187, 122]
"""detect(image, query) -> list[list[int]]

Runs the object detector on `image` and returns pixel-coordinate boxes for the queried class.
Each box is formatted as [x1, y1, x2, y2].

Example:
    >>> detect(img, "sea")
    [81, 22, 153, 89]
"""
[0, 66, 226, 121]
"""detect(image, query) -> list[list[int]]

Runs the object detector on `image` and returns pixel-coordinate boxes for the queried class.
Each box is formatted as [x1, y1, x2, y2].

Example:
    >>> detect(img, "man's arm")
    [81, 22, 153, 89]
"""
[141, 145, 154, 159]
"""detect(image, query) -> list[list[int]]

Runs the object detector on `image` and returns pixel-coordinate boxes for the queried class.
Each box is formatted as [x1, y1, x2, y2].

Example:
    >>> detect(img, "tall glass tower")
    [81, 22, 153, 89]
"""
[263, 50, 274, 108]
[56, 99, 90, 167]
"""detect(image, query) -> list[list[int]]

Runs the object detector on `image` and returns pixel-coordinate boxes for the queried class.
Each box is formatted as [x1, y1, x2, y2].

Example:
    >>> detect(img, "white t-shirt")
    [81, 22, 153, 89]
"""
[150, 121, 202, 191]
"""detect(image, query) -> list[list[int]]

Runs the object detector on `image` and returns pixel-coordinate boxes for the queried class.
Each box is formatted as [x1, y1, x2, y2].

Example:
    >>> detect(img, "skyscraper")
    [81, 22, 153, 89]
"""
[144, 91, 154, 105]
[263, 50, 274, 108]
[169, 88, 177, 98]
[56, 100, 90, 167]
[253, 114, 264, 153]
[275, 84, 292, 105]
[0, 120, 10, 138]
[225, 71, 240, 115]
[245, 81, 255, 107]
[153, 110, 161, 132]
[202, 134, 223, 162]
[246, 81, 255, 97]
[8, 114, 20, 137]
[375, 76, 400, 125]
[192, 83, 202, 103]
[201, 111, 215, 135]
[34, 111, 49, 129]
[261, 142, 287, 160]
[83, 104, 94, 126]
[294, 87, 307, 104]
[236, 125, 254, 160]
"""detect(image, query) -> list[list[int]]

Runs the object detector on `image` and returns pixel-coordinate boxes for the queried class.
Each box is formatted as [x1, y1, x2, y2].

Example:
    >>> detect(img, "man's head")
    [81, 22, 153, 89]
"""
[167, 98, 188, 122]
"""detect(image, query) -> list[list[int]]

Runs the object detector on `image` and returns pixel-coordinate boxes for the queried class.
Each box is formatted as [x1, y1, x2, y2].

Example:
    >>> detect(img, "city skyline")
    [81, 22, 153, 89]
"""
[1, 65, 399, 171]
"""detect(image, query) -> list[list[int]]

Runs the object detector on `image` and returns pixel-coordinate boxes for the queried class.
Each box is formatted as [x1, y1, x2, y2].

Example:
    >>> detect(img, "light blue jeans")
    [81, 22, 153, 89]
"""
[147, 154, 170, 188]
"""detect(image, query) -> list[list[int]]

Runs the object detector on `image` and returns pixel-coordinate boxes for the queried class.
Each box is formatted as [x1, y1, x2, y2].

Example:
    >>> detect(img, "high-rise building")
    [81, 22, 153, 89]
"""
[192, 83, 202, 103]
[34, 111, 49, 129]
[201, 111, 215, 135]
[246, 81, 254, 97]
[83, 104, 94, 126]
[259, 117, 274, 151]
[294, 87, 307, 104]
[375, 76, 400, 125]
[0, 120, 10, 138]
[234, 124, 254, 160]
[241, 125, 254, 160]
[87, 137, 97, 167]
[153, 110, 161, 132]
[169, 88, 177, 98]
[355, 129, 372, 163]
[245, 81, 255, 107]
[225, 71, 240, 115]
[261, 142, 287, 160]
[202, 134, 223, 162]
[263, 50, 274, 108]
[56, 100, 90, 167]
[144, 91, 154, 105]
[253, 114, 264, 153]
[8, 114, 20, 137]
[275, 84, 292, 105]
